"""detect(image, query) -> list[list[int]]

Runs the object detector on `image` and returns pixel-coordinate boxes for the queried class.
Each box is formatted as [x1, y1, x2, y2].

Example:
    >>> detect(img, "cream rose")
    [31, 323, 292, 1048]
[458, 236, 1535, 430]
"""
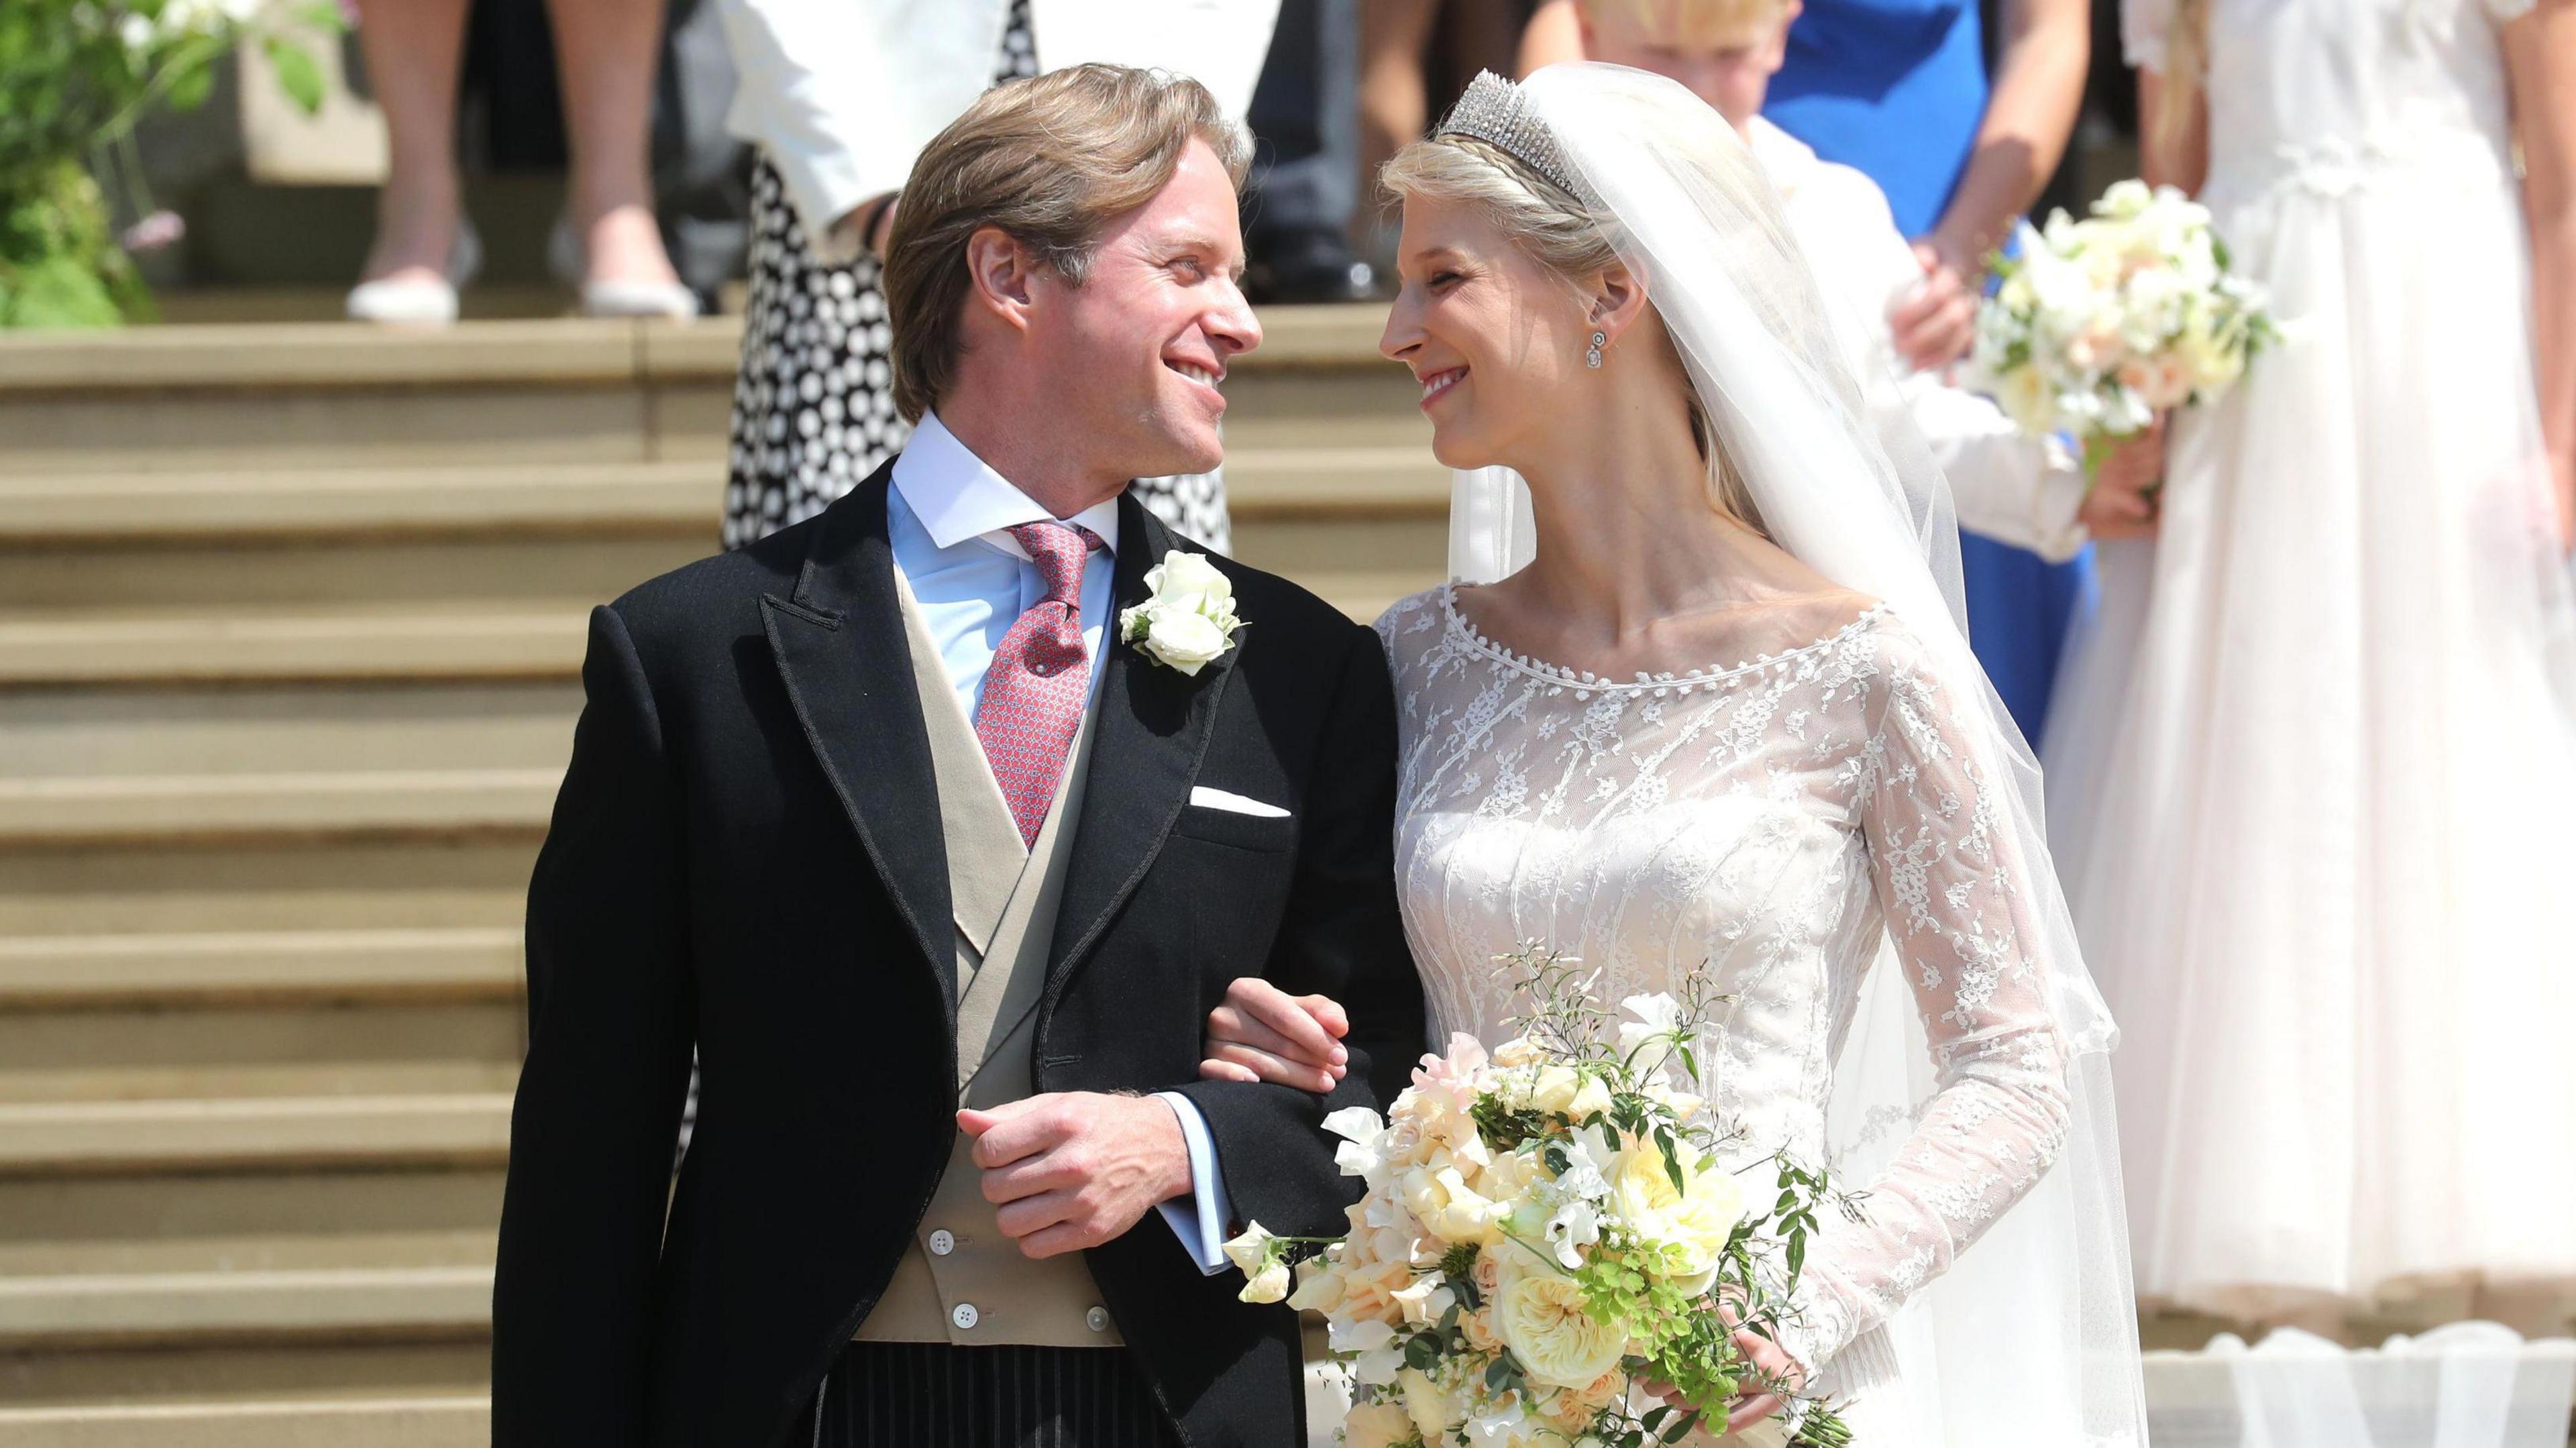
[1611, 1146, 1747, 1298]
[1119, 549, 1241, 674]
[1398, 1368, 1457, 1441]
[1493, 1259, 1629, 1389]
[1340, 1400, 1419, 1448]
[1144, 549, 1230, 608]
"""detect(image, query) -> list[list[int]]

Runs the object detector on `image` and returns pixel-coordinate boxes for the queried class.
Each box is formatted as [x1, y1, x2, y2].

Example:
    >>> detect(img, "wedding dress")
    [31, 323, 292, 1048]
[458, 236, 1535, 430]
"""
[2049, 0, 2576, 1325]
[1379, 588, 2068, 1443]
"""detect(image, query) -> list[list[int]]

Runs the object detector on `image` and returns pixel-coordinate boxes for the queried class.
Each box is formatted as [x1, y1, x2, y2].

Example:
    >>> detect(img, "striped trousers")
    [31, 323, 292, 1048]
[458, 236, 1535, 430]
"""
[808, 1341, 1186, 1448]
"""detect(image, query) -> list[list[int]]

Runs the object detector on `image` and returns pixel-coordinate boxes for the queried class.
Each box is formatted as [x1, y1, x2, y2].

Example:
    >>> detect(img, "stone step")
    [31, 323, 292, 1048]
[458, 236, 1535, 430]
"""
[0, 684, 579, 781]
[0, 537, 711, 613]
[0, 1021, 521, 1103]
[0, 928, 519, 1009]
[1, 1168, 506, 1251]
[0, 1230, 493, 1351]
[0, 1091, 513, 1178]
[0, 840, 535, 941]
[0, 462, 718, 545]
[0, 607, 587, 689]
[0, 1395, 488, 1447]
[0, 771, 559, 852]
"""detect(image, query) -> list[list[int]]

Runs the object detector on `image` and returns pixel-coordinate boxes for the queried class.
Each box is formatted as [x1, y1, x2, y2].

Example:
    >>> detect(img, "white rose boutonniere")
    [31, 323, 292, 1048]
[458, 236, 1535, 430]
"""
[1119, 550, 1242, 675]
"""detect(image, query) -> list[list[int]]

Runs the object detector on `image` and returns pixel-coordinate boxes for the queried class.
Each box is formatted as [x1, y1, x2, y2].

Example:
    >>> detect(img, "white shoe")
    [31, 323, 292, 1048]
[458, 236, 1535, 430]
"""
[345, 221, 481, 325]
[548, 218, 700, 319]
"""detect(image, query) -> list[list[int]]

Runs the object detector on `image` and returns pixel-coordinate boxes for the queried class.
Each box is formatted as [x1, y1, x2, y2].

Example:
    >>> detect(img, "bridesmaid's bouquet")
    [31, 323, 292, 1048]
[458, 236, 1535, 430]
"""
[1222, 948, 1855, 1448]
[1967, 180, 2278, 471]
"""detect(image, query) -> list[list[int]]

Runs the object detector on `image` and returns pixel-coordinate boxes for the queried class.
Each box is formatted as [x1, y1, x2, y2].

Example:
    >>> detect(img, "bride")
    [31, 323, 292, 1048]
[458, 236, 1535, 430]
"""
[1197, 66, 2147, 1445]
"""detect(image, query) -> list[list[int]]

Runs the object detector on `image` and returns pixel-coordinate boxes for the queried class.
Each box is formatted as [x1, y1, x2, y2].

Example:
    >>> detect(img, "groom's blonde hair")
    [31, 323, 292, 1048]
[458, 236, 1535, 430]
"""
[883, 64, 1250, 424]
[1381, 133, 1764, 533]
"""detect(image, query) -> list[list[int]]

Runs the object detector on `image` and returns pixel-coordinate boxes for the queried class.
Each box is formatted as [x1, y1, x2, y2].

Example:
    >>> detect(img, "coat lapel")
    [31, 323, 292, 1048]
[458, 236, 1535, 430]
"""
[1046, 494, 1239, 991]
[760, 467, 957, 1005]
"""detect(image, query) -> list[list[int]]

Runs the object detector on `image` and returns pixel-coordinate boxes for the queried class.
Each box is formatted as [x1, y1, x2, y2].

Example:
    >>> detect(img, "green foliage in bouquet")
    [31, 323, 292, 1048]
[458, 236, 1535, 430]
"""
[0, 0, 336, 327]
[1226, 945, 1868, 1448]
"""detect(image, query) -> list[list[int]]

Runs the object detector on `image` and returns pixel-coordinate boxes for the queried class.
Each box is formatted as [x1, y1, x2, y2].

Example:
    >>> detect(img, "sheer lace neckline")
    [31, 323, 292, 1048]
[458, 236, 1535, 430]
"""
[1434, 581, 1888, 694]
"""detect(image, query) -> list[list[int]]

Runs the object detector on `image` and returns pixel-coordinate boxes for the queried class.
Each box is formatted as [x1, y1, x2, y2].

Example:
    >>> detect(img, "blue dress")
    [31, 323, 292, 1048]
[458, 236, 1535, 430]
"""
[1764, 0, 2089, 744]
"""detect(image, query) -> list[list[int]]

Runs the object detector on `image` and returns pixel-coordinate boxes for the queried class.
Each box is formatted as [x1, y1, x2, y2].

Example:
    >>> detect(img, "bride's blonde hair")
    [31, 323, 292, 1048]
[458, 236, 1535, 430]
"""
[1381, 133, 1764, 533]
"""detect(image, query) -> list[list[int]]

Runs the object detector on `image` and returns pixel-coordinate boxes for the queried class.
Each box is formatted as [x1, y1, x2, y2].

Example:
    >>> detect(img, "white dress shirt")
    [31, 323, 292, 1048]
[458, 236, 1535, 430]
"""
[1748, 118, 2091, 563]
[889, 413, 1237, 1276]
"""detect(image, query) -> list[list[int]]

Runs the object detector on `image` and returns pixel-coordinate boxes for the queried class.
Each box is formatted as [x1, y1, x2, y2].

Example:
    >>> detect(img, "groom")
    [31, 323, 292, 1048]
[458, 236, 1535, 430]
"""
[490, 65, 1423, 1448]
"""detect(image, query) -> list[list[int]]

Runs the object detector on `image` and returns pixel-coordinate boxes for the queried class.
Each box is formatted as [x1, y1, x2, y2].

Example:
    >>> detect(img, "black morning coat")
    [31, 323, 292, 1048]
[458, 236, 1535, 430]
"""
[489, 463, 1426, 1447]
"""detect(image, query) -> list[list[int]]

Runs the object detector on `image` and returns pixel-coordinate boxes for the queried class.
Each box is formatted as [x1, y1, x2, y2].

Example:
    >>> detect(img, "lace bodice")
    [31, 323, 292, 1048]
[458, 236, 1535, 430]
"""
[2121, 0, 2531, 211]
[1375, 586, 2073, 1374]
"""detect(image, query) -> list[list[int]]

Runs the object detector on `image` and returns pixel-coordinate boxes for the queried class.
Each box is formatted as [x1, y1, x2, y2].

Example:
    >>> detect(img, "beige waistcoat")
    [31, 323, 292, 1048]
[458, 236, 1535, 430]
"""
[854, 575, 1122, 1348]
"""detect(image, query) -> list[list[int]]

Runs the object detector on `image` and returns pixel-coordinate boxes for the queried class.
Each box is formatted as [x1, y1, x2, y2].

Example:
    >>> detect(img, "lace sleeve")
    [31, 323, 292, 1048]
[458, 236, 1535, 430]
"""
[1777, 622, 2074, 1374]
[2121, 0, 2176, 71]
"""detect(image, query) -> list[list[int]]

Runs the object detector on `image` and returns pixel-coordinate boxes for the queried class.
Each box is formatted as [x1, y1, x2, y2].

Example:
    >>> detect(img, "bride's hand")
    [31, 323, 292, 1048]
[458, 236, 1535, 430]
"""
[1643, 1311, 1807, 1440]
[1199, 978, 1349, 1093]
[2082, 419, 2167, 543]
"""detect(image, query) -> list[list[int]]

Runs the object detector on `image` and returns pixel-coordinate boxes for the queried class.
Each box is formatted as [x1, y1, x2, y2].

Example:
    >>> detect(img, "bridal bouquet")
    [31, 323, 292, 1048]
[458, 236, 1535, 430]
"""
[1224, 948, 1854, 1448]
[1967, 179, 2278, 470]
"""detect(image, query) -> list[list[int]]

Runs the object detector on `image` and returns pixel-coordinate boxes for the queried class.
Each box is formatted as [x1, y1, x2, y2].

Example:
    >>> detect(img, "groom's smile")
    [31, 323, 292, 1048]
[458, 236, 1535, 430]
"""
[1030, 137, 1258, 483]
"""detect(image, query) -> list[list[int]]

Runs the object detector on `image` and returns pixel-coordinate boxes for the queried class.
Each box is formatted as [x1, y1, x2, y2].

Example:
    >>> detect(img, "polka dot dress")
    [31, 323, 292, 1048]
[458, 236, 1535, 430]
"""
[721, 0, 1232, 555]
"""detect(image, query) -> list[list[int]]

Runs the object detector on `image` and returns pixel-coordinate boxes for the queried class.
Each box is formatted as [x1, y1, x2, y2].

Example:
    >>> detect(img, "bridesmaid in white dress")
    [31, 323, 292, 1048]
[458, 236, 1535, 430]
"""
[2044, 0, 2576, 1335]
[1199, 68, 2148, 1445]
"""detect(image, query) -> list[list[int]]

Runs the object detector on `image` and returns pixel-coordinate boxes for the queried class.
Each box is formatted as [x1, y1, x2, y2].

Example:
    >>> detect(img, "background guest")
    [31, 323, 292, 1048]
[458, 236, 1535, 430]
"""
[344, 0, 700, 324]
[1244, 0, 1377, 302]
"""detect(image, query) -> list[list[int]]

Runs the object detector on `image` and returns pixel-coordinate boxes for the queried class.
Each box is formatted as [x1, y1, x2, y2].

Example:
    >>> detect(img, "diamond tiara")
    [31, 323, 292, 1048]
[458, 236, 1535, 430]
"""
[1433, 70, 1580, 199]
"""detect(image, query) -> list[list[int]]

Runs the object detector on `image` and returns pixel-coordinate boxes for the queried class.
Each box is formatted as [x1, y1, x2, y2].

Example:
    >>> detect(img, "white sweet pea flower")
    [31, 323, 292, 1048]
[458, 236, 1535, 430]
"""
[1222, 1221, 1292, 1302]
[1325, 1105, 1393, 1188]
[1617, 992, 1685, 1079]
[1389, 1273, 1456, 1325]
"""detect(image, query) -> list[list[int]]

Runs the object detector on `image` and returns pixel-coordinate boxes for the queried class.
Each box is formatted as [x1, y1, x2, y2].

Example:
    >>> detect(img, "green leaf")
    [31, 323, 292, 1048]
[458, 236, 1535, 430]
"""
[163, 56, 215, 111]
[262, 36, 326, 114]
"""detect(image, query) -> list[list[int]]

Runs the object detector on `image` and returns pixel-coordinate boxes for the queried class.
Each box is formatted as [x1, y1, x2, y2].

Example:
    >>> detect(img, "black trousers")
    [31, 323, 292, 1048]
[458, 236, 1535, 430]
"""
[808, 1341, 1187, 1448]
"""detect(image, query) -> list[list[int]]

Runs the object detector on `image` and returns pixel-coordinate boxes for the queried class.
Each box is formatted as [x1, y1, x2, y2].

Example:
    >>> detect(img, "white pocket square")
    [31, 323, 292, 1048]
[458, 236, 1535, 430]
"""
[1188, 785, 1290, 819]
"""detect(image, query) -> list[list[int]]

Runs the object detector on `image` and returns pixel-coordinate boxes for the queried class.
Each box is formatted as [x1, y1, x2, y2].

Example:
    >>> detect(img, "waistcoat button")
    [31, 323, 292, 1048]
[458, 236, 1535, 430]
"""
[1085, 1306, 1110, 1333]
[951, 1302, 979, 1331]
[927, 1229, 955, 1256]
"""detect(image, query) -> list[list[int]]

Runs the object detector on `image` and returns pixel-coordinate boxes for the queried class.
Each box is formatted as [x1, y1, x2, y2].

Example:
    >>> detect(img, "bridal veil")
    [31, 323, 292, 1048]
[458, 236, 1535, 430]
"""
[1446, 63, 2149, 1445]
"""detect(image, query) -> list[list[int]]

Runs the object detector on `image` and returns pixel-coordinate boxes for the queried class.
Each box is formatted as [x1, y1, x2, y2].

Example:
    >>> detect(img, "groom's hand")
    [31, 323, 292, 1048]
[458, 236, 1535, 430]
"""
[960, 1095, 1193, 1259]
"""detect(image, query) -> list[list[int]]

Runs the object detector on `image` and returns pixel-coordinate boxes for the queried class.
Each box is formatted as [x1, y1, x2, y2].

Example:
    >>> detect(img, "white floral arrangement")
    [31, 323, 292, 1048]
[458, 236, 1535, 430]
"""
[1967, 180, 2278, 471]
[1224, 948, 1857, 1448]
[1119, 550, 1242, 675]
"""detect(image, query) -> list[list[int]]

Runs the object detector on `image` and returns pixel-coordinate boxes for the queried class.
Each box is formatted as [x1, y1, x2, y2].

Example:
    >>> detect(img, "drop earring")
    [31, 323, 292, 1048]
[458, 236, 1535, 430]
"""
[1587, 330, 1607, 369]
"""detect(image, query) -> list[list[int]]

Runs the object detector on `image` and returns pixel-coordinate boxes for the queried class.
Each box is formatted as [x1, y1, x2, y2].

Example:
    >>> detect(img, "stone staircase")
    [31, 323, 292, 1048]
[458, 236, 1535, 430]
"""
[0, 309, 1444, 1445]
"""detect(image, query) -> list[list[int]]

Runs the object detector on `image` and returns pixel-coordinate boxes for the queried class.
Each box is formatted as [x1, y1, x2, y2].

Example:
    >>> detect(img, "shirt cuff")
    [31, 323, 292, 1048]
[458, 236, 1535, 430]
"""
[1151, 1091, 1234, 1276]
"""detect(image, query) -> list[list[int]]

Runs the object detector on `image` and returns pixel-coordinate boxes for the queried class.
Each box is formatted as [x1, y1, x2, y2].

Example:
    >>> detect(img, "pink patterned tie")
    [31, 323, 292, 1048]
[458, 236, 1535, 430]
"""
[975, 521, 1106, 846]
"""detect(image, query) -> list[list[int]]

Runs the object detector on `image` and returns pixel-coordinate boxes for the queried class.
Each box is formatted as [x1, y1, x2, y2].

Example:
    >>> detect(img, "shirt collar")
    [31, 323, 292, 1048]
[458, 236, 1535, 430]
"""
[891, 411, 1122, 558]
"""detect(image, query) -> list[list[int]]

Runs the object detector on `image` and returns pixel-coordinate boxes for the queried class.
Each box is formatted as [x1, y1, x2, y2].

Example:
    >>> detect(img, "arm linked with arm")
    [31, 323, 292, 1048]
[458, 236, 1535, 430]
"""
[489, 606, 698, 1446]
[1168, 625, 1427, 1239]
